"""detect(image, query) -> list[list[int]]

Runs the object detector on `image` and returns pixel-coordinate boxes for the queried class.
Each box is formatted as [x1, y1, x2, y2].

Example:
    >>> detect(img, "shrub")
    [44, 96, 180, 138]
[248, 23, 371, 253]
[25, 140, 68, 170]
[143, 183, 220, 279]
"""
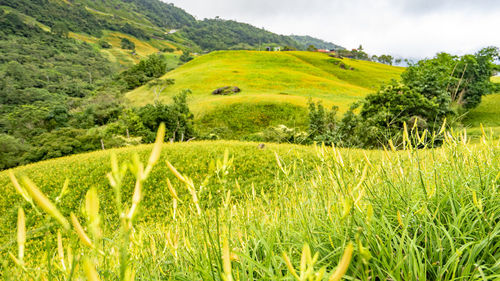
[179, 50, 193, 63]
[98, 39, 112, 49]
[120, 37, 135, 50]
[161, 47, 174, 53]
[0, 134, 28, 169]
[118, 54, 168, 90]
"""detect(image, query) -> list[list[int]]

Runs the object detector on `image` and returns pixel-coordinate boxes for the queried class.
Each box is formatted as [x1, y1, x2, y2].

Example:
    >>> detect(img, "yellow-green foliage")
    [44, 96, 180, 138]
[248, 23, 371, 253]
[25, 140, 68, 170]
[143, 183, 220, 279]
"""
[0, 141, 319, 245]
[68, 30, 179, 67]
[126, 50, 404, 116]
[0, 129, 498, 280]
[491, 75, 500, 83]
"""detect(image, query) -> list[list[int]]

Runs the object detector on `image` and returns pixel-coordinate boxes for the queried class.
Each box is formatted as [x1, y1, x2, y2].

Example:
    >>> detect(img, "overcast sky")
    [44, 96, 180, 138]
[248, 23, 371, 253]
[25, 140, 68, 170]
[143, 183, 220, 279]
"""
[165, 0, 500, 59]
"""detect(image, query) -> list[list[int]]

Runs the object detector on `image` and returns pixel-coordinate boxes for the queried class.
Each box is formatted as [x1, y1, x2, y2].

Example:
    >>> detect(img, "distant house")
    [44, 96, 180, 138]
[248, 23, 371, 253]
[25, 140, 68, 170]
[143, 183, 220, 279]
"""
[317, 49, 336, 54]
[265, 46, 281, 51]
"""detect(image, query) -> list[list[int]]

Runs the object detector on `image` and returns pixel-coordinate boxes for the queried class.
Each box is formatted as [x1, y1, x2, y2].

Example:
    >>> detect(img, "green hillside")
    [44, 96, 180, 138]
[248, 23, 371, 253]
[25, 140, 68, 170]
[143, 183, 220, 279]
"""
[126, 50, 404, 138]
[463, 92, 500, 138]
[1, 130, 498, 280]
[290, 35, 345, 50]
[128, 51, 403, 113]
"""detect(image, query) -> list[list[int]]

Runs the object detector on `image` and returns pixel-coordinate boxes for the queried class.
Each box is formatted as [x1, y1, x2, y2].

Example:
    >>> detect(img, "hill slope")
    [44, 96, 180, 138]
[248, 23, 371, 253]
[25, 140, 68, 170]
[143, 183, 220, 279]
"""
[290, 35, 345, 50]
[127, 51, 404, 113]
[126, 50, 404, 137]
[1, 135, 498, 279]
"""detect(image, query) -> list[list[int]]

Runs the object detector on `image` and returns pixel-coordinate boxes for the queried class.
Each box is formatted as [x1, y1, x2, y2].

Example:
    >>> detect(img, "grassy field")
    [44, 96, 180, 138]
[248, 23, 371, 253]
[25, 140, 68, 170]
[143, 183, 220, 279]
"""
[0, 128, 498, 280]
[126, 51, 404, 115]
[463, 89, 500, 138]
[126, 51, 403, 138]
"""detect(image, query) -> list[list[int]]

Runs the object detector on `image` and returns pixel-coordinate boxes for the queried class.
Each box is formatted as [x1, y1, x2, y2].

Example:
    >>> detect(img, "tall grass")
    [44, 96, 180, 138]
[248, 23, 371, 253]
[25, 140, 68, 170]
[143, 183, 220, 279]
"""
[1, 124, 499, 280]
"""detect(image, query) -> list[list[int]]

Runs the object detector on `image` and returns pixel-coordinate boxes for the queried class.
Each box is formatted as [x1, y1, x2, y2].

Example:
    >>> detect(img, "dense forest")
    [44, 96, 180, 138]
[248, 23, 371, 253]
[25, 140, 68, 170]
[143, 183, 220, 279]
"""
[0, 0, 328, 52]
[182, 19, 301, 50]
[0, 10, 195, 169]
[290, 35, 345, 50]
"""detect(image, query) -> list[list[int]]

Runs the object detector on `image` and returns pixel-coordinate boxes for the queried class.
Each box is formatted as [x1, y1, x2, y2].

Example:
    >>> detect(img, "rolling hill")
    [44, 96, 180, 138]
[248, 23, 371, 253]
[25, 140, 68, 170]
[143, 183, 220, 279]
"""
[127, 51, 404, 113]
[126, 50, 404, 137]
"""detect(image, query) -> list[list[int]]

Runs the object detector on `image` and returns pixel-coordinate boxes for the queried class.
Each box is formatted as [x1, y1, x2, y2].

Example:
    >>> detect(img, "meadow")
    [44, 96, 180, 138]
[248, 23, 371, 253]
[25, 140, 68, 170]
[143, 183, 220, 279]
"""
[1, 125, 498, 280]
[126, 51, 404, 115]
[125, 51, 403, 139]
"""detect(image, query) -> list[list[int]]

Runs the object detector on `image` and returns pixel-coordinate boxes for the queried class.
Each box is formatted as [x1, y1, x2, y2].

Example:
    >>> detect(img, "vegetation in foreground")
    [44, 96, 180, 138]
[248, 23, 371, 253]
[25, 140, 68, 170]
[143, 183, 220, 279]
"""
[1, 125, 498, 280]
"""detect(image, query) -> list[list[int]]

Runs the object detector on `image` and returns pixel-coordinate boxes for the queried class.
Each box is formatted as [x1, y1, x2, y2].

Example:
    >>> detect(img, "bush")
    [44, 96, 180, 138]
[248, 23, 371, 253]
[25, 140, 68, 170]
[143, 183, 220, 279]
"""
[179, 50, 193, 63]
[120, 37, 135, 50]
[252, 124, 307, 143]
[23, 128, 125, 163]
[0, 134, 29, 169]
[98, 39, 112, 49]
[118, 54, 168, 90]
[117, 90, 195, 143]
[162, 47, 174, 53]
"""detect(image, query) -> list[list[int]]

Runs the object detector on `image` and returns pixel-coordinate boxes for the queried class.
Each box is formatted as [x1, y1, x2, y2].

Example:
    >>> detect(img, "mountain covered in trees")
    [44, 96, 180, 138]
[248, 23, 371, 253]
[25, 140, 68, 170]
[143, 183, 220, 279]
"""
[0, 0, 323, 51]
[290, 35, 345, 50]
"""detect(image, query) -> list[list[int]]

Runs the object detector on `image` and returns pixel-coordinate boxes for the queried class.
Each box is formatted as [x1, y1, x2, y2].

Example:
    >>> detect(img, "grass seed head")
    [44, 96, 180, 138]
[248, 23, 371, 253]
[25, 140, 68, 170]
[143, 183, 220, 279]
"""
[83, 257, 101, 281]
[328, 242, 354, 281]
[22, 176, 70, 230]
[70, 212, 94, 249]
[17, 208, 25, 264]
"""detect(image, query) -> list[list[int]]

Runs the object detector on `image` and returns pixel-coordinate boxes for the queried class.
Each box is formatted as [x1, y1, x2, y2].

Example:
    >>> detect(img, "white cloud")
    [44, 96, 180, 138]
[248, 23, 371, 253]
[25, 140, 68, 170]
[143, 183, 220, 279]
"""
[165, 0, 500, 58]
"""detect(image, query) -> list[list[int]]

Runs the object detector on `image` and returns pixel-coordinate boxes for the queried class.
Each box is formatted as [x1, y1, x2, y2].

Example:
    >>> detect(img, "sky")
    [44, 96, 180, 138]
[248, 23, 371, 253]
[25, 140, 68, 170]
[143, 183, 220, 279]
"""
[165, 0, 500, 59]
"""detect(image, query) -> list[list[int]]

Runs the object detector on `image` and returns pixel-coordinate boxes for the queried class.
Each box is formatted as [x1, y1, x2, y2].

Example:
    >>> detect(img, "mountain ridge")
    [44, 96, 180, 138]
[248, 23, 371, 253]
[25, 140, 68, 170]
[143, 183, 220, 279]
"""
[0, 0, 342, 52]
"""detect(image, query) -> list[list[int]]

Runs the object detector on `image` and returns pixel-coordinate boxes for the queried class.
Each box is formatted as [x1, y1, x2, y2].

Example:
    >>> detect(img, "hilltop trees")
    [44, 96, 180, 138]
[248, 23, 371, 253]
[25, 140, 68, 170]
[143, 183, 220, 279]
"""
[402, 47, 499, 109]
[120, 38, 135, 50]
[114, 91, 195, 143]
[308, 47, 499, 148]
[119, 54, 168, 90]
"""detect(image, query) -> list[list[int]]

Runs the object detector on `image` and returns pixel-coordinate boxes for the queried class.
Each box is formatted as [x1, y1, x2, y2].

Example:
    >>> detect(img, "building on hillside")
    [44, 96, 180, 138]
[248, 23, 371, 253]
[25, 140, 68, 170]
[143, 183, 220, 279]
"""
[265, 46, 281, 51]
[317, 49, 336, 54]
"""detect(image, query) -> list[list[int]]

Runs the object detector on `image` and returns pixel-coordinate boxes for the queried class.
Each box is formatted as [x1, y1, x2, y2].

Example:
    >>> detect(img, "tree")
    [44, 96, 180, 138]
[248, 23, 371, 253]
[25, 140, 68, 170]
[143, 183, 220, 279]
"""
[119, 54, 168, 89]
[402, 47, 499, 109]
[51, 22, 69, 38]
[179, 50, 193, 63]
[377, 54, 394, 65]
[307, 45, 317, 52]
[147, 78, 175, 101]
[98, 39, 112, 49]
[0, 134, 28, 170]
[120, 37, 135, 50]
[337, 81, 442, 148]
[307, 100, 338, 144]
